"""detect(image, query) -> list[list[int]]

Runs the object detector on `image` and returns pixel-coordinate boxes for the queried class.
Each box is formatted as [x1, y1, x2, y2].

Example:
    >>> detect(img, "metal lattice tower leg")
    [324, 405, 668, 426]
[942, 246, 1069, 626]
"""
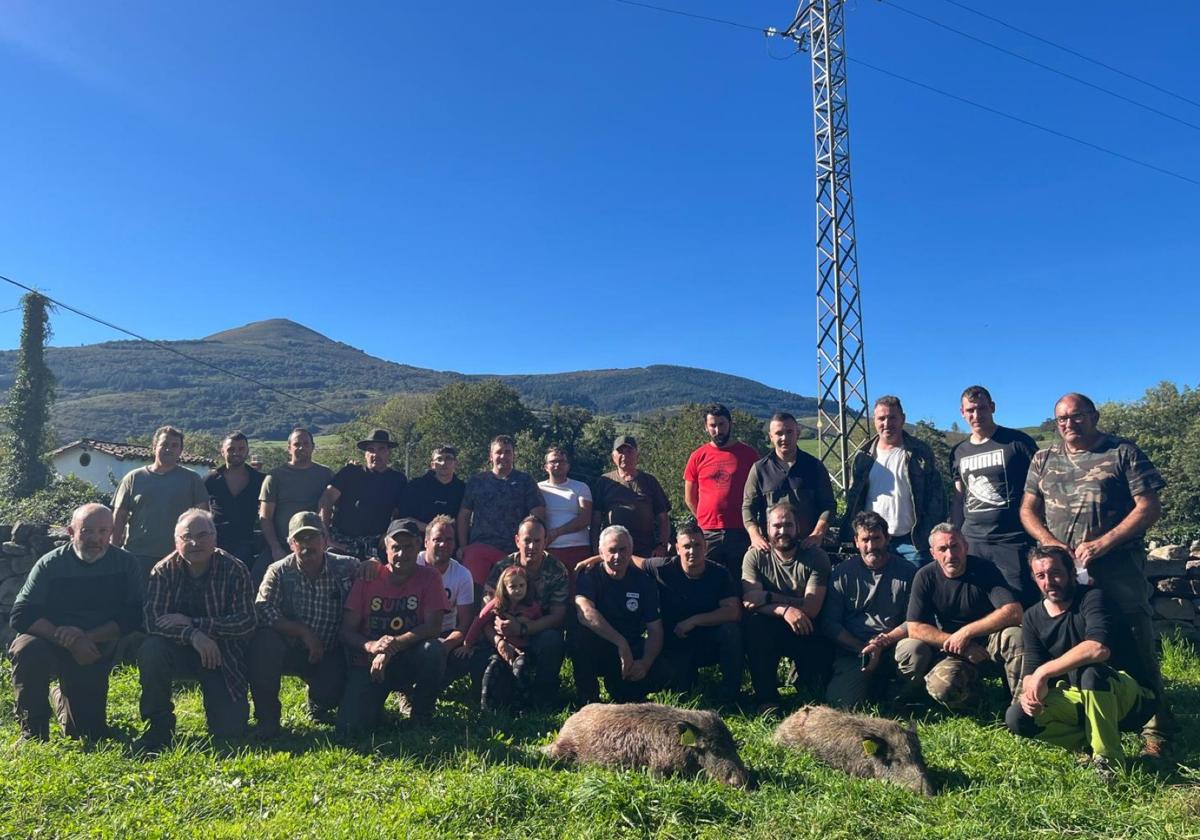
[784, 0, 870, 493]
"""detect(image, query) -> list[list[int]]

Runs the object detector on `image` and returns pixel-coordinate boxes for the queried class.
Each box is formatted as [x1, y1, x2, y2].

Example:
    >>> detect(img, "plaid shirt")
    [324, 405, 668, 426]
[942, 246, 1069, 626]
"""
[144, 548, 257, 701]
[256, 550, 359, 650]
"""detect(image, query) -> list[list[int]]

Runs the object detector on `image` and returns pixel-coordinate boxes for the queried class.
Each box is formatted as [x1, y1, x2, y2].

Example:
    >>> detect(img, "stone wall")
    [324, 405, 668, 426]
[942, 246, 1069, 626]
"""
[0, 523, 70, 653]
[1146, 540, 1200, 645]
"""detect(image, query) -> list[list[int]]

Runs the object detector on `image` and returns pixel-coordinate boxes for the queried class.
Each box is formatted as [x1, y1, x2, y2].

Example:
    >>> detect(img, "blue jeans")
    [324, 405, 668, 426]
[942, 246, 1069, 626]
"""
[890, 537, 929, 569]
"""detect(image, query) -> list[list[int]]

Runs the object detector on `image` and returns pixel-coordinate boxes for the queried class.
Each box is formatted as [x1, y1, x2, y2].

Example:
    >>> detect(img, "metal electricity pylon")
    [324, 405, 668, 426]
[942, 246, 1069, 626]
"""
[778, 0, 870, 494]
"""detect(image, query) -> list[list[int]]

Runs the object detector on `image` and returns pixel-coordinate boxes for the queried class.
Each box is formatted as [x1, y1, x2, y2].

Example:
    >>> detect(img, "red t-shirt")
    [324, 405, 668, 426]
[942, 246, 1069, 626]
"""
[683, 442, 760, 530]
[345, 566, 450, 665]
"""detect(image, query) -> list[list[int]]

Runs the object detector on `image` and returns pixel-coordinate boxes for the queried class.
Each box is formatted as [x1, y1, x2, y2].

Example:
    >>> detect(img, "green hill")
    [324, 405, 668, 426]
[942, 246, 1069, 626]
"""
[0, 319, 824, 441]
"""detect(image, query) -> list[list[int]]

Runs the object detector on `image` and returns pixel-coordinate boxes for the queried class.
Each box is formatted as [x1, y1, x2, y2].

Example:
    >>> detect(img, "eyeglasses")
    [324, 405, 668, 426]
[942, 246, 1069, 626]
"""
[1055, 412, 1094, 426]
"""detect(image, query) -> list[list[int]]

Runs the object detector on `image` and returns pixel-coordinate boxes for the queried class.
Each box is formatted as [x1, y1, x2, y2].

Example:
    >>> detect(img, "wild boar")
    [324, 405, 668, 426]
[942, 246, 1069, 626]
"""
[773, 704, 935, 795]
[542, 702, 751, 788]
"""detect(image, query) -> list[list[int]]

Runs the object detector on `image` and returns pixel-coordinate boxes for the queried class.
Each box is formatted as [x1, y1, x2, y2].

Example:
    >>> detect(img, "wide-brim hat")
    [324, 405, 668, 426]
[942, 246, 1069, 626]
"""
[357, 429, 399, 451]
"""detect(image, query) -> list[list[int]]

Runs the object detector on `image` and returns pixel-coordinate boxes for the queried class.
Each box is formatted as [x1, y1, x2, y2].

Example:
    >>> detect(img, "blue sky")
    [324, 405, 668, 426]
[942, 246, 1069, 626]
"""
[1, 1, 1196, 429]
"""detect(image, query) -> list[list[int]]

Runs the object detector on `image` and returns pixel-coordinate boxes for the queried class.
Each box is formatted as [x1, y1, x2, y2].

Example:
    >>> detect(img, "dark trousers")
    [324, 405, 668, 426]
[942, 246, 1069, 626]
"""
[665, 622, 743, 695]
[443, 638, 490, 698]
[703, 529, 751, 587]
[570, 626, 672, 704]
[137, 635, 249, 738]
[9, 633, 118, 739]
[336, 639, 446, 735]
[247, 628, 346, 728]
[744, 612, 833, 703]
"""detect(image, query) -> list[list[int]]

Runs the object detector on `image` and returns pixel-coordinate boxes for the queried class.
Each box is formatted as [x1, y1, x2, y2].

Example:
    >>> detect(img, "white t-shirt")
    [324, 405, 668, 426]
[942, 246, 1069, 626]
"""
[865, 445, 915, 537]
[418, 553, 475, 634]
[538, 478, 593, 548]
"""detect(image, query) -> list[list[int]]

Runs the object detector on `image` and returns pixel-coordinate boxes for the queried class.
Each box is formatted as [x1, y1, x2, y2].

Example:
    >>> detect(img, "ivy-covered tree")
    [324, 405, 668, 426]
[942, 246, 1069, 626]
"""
[1, 293, 55, 497]
[415, 380, 539, 475]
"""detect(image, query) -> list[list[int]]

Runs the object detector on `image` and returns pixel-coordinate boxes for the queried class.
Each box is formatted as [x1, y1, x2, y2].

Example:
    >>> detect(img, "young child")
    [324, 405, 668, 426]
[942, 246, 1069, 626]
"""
[455, 565, 543, 710]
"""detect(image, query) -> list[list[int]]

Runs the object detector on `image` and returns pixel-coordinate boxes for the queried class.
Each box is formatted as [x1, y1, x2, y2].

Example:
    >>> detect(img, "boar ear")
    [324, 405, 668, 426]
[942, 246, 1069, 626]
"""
[678, 723, 699, 747]
[862, 737, 887, 758]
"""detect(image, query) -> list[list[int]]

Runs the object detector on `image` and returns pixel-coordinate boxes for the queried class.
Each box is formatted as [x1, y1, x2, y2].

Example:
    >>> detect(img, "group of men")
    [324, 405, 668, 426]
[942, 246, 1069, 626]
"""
[7, 387, 1177, 774]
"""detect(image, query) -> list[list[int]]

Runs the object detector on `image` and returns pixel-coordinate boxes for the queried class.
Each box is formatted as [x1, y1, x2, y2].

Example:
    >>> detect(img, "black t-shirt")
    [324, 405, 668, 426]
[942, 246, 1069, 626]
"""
[205, 466, 265, 549]
[330, 465, 407, 536]
[645, 556, 735, 630]
[950, 426, 1038, 545]
[1022, 586, 1150, 688]
[576, 564, 660, 645]
[907, 556, 1015, 633]
[402, 471, 465, 524]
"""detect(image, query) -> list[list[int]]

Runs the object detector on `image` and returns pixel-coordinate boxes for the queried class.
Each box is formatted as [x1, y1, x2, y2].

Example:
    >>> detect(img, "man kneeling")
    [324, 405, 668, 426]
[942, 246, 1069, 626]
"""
[571, 525, 670, 705]
[138, 509, 256, 750]
[1006, 545, 1157, 780]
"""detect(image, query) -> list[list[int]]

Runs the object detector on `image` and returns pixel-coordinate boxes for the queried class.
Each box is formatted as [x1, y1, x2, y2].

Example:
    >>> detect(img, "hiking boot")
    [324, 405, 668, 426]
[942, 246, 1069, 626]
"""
[253, 721, 282, 741]
[17, 722, 50, 744]
[132, 726, 173, 756]
[480, 655, 513, 712]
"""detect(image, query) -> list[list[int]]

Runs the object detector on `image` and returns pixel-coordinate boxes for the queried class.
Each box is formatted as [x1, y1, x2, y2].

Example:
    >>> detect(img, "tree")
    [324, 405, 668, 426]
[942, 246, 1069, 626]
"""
[637, 404, 768, 521]
[1100, 382, 1200, 539]
[415, 381, 538, 475]
[909, 419, 954, 507]
[1, 293, 55, 498]
[328, 393, 431, 475]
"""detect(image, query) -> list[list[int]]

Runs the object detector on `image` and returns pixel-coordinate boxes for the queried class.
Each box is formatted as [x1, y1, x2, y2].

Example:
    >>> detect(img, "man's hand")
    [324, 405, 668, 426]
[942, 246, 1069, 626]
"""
[617, 641, 635, 678]
[300, 628, 325, 664]
[742, 590, 768, 610]
[749, 531, 770, 553]
[1073, 538, 1109, 568]
[68, 636, 103, 666]
[365, 635, 394, 656]
[53, 625, 85, 649]
[626, 658, 651, 682]
[355, 559, 383, 581]
[497, 639, 519, 665]
[941, 628, 975, 657]
[156, 613, 192, 631]
[369, 652, 390, 682]
[783, 606, 813, 635]
[673, 617, 695, 639]
[1020, 669, 1049, 716]
[452, 643, 474, 659]
[964, 643, 989, 665]
[574, 554, 603, 573]
[191, 632, 222, 669]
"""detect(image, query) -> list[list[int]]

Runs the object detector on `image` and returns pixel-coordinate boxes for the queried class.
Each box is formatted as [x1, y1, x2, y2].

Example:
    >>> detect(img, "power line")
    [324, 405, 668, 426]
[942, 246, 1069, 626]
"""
[879, 0, 1200, 133]
[847, 58, 1200, 187]
[935, 0, 1200, 110]
[0, 274, 343, 415]
[590, 0, 1199, 188]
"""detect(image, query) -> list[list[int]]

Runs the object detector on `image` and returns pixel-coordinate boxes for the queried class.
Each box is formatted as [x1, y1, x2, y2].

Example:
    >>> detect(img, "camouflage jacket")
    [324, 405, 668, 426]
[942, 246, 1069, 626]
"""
[842, 432, 948, 552]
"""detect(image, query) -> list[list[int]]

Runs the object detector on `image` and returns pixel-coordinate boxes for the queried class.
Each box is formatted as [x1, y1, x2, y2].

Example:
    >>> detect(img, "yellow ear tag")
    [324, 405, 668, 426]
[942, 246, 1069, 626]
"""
[680, 728, 698, 747]
[862, 739, 879, 757]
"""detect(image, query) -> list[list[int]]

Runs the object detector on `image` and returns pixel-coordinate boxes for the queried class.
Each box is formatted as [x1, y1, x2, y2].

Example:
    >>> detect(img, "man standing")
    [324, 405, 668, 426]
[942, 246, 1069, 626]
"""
[319, 429, 408, 560]
[482, 516, 570, 708]
[337, 518, 448, 734]
[249, 512, 361, 739]
[821, 512, 913, 708]
[572, 525, 671, 705]
[205, 431, 265, 567]
[112, 425, 209, 575]
[684, 403, 761, 580]
[742, 502, 833, 712]
[1005, 546, 1158, 780]
[950, 386, 1039, 605]
[742, 412, 835, 558]
[645, 522, 742, 704]
[1020, 392, 1175, 758]
[259, 428, 334, 566]
[895, 524, 1023, 710]
[592, 435, 671, 558]
[403, 445, 465, 531]
[8, 504, 143, 742]
[844, 396, 947, 568]
[457, 435, 545, 587]
[538, 446, 594, 580]
[137, 510, 256, 751]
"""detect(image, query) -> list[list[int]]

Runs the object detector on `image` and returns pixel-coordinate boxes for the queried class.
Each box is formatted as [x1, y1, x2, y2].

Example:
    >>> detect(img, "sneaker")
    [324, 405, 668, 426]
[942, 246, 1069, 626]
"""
[1091, 755, 1118, 786]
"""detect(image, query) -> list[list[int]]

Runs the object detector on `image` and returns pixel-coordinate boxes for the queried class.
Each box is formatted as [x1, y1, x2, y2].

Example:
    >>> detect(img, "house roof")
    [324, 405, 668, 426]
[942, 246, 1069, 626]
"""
[48, 438, 217, 468]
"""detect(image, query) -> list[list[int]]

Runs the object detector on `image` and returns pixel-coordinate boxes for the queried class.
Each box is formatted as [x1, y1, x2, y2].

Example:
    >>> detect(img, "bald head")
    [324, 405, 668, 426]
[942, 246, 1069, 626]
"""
[68, 503, 114, 563]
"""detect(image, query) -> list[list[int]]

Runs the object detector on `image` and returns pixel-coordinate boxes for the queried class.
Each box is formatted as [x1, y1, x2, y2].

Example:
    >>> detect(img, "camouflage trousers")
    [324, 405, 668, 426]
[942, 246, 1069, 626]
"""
[330, 530, 384, 562]
[894, 627, 1023, 709]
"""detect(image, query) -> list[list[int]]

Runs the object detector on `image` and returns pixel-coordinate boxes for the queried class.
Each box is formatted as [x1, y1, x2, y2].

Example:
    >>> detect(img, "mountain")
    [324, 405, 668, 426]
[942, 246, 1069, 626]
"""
[0, 319, 823, 441]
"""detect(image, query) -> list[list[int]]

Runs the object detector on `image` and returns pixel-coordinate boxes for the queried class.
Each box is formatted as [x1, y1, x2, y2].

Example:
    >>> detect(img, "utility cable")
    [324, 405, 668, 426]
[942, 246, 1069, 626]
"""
[0, 274, 342, 414]
[936, 0, 1200, 110]
[879, 0, 1200, 133]
[609, 0, 766, 33]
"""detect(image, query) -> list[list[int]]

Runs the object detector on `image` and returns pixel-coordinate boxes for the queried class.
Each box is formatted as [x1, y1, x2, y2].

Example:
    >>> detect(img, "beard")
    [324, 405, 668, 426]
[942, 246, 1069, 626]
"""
[712, 432, 731, 447]
[772, 535, 798, 553]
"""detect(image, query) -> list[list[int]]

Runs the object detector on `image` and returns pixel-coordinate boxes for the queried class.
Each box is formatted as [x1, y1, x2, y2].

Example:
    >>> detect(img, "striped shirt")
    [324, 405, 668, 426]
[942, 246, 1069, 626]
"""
[144, 548, 256, 701]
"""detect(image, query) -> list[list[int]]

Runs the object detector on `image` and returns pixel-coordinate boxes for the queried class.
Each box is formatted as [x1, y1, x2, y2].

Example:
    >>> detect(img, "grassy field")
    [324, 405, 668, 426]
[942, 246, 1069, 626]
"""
[1, 643, 1197, 839]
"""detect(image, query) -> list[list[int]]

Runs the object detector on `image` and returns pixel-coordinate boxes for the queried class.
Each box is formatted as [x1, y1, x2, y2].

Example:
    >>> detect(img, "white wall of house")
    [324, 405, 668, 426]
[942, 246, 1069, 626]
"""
[51, 449, 210, 492]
